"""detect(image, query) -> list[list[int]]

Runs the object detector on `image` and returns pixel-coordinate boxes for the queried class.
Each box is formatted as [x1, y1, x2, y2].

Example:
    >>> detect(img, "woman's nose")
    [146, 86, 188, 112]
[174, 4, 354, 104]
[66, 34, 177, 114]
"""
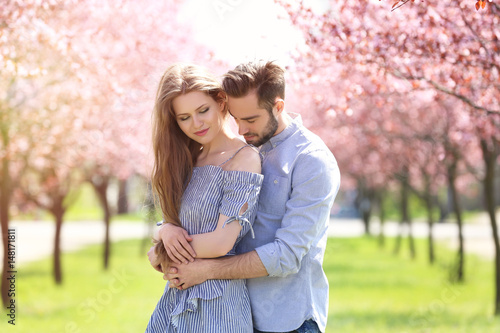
[193, 115, 203, 128]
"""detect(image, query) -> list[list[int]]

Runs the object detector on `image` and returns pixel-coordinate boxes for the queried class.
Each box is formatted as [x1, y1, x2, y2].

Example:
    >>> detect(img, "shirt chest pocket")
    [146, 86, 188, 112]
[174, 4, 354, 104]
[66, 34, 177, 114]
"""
[258, 175, 289, 216]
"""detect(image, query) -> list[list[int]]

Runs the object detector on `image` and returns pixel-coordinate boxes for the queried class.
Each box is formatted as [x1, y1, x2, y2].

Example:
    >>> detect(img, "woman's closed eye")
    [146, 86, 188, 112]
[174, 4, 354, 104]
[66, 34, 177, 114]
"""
[178, 108, 209, 121]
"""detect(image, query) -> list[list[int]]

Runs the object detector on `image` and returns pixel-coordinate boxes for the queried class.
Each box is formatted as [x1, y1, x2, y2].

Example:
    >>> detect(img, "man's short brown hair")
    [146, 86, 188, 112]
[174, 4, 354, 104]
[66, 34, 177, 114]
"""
[222, 61, 285, 114]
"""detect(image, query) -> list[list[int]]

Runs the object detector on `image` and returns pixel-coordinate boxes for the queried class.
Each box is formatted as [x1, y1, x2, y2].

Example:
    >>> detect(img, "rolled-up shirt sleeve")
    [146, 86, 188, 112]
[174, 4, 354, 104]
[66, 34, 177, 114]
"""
[255, 150, 340, 277]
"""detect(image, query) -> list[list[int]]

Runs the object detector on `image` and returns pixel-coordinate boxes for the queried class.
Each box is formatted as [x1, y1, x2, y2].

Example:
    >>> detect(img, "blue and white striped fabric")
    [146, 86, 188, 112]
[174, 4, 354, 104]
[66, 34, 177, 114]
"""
[146, 165, 263, 333]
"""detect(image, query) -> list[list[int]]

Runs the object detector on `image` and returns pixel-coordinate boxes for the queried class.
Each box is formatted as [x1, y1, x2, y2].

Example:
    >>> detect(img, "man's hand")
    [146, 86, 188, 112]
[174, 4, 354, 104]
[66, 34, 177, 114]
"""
[147, 246, 163, 273]
[159, 223, 196, 264]
[165, 259, 210, 289]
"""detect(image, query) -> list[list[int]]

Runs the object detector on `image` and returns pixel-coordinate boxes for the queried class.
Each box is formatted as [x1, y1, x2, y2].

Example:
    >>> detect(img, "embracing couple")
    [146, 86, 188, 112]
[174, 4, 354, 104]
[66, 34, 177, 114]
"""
[146, 61, 341, 333]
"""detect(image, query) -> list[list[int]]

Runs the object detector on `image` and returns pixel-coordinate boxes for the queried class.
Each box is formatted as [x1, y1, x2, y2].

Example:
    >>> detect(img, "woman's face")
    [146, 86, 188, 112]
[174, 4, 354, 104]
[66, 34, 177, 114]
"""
[172, 91, 224, 145]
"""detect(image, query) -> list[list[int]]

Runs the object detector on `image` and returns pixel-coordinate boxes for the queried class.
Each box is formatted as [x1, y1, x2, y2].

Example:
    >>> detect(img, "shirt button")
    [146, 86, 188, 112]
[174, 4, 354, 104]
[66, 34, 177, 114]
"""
[274, 180, 278, 184]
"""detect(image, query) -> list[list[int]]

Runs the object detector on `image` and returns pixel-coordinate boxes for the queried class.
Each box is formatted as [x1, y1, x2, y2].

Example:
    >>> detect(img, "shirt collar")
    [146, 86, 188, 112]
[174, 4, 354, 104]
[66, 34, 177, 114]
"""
[261, 113, 302, 152]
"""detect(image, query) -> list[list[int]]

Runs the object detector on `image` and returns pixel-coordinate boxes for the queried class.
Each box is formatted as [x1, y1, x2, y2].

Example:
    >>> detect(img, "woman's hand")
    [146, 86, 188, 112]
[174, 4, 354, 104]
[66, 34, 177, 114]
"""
[159, 223, 197, 264]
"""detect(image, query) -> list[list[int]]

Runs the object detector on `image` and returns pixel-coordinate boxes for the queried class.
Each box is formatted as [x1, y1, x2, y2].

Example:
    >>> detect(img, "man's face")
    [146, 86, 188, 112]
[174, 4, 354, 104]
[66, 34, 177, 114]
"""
[227, 91, 278, 147]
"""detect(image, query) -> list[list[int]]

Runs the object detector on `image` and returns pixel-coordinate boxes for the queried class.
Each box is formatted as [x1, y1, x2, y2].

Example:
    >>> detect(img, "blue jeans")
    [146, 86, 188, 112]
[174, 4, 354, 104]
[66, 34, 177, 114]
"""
[254, 319, 321, 333]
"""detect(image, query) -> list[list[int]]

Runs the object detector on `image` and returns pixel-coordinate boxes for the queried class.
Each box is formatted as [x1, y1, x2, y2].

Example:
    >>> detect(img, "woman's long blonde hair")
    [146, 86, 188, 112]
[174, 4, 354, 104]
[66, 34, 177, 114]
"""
[151, 64, 226, 266]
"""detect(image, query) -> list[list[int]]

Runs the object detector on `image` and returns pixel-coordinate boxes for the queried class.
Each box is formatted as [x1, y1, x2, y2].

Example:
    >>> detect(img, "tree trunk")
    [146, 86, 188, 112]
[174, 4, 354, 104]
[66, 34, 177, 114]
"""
[0, 156, 11, 306]
[480, 138, 500, 315]
[91, 177, 112, 269]
[402, 173, 416, 260]
[362, 206, 371, 236]
[425, 193, 435, 265]
[393, 178, 412, 257]
[377, 190, 386, 248]
[52, 204, 65, 284]
[117, 178, 129, 214]
[393, 185, 403, 256]
[448, 161, 464, 283]
[421, 174, 436, 265]
[394, 168, 415, 259]
[356, 180, 372, 236]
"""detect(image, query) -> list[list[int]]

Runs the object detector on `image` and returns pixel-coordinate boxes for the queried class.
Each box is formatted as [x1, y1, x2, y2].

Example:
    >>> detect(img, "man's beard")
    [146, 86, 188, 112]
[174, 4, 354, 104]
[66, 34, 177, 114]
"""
[245, 114, 278, 147]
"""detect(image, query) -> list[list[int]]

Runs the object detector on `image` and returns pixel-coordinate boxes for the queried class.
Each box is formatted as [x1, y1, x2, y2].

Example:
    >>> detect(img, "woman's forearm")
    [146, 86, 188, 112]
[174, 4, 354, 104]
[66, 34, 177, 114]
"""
[159, 215, 242, 262]
[189, 219, 241, 258]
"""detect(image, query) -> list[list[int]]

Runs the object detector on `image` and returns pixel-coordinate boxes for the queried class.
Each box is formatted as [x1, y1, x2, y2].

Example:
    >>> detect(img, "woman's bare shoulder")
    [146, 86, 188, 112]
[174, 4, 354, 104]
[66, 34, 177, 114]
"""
[223, 144, 261, 173]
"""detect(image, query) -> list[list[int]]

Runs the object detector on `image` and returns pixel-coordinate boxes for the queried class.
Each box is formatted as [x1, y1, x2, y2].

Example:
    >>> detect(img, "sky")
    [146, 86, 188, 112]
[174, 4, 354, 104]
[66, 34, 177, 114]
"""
[177, 0, 307, 68]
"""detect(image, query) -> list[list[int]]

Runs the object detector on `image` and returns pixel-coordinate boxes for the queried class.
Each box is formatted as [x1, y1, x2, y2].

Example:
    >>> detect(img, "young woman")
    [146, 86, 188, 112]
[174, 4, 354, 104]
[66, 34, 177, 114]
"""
[145, 63, 263, 333]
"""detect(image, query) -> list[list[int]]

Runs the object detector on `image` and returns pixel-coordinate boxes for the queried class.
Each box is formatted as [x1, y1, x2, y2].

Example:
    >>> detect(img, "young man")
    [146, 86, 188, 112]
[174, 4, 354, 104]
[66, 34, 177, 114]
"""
[153, 61, 340, 333]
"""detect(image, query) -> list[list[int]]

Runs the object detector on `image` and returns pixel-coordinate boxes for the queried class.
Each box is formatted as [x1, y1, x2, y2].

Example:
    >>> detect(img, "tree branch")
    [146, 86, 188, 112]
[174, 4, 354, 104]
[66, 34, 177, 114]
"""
[391, 0, 412, 12]
[459, 8, 500, 74]
[391, 70, 500, 115]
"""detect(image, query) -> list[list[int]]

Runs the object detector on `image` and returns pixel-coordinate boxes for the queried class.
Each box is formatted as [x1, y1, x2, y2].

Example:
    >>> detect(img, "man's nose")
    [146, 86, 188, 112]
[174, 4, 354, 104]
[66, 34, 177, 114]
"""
[238, 124, 248, 136]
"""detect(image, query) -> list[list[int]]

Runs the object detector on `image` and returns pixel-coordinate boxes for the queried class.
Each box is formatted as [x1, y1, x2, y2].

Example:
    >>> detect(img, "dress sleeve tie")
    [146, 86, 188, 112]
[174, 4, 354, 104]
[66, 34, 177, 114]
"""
[222, 215, 255, 239]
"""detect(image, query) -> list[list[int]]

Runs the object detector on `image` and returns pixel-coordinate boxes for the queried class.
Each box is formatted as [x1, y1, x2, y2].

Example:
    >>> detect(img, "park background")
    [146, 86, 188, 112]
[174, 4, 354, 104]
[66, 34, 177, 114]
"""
[1, 0, 500, 332]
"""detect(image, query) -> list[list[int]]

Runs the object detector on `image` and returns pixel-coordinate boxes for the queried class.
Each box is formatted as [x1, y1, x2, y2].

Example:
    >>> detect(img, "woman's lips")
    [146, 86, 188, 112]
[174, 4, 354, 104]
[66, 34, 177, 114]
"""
[195, 128, 209, 136]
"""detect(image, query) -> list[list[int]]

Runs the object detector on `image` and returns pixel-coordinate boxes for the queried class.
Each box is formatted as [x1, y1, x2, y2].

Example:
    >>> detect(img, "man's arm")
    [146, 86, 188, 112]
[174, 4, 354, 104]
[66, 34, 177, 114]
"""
[168, 149, 339, 287]
[166, 250, 268, 289]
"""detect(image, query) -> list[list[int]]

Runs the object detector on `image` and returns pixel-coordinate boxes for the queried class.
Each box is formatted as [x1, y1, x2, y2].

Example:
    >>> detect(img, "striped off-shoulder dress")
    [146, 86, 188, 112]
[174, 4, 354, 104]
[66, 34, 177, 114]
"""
[146, 151, 263, 333]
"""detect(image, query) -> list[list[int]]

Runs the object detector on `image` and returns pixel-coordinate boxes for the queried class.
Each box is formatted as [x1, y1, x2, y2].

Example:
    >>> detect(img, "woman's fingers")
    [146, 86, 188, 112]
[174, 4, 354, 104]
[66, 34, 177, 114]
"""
[165, 247, 183, 264]
[179, 230, 196, 259]
[159, 223, 196, 262]
[172, 241, 195, 263]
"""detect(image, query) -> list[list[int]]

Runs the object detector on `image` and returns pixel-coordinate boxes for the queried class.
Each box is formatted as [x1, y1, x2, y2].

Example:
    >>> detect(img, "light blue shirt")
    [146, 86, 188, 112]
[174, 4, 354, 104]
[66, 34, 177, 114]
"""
[237, 114, 341, 332]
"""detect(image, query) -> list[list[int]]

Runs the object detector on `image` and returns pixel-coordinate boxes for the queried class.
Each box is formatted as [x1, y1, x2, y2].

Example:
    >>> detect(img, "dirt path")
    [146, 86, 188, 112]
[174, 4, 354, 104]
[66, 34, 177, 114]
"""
[330, 215, 496, 260]
[1, 215, 496, 267]
[2, 220, 149, 266]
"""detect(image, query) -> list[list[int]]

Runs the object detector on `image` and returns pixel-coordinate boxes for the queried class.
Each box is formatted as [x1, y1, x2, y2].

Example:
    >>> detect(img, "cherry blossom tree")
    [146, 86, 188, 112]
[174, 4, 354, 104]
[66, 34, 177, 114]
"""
[278, 0, 500, 314]
[0, 0, 81, 304]
[1, 0, 228, 301]
[18, 98, 84, 285]
[54, 0, 226, 269]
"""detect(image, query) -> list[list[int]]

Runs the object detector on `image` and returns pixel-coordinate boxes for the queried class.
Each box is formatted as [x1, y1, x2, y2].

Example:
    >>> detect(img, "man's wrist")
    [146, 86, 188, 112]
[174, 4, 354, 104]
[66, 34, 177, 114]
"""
[192, 258, 215, 280]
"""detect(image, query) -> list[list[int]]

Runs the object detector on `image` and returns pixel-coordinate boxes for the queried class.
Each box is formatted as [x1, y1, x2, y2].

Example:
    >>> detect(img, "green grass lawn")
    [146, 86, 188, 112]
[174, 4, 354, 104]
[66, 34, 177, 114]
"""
[1, 238, 165, 333]
[1, 236, 499, 332]
[325, 237, 500, 332]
